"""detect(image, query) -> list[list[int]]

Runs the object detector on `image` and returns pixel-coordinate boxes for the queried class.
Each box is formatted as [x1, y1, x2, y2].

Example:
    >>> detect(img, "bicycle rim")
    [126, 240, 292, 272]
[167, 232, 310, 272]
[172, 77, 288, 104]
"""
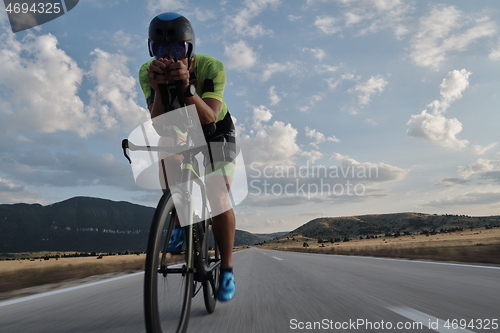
[144, 189, 193, 333]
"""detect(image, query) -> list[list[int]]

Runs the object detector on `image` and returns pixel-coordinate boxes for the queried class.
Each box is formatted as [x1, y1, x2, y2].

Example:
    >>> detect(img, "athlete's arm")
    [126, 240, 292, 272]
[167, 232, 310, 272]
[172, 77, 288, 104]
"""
[146, 58, 173, 118]
[167, 60, 221, 125]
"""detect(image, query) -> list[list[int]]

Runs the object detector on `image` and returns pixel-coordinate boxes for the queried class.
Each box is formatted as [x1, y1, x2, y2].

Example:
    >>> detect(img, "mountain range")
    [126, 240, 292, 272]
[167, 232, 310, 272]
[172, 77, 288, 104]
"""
[0, 197, 278, 253]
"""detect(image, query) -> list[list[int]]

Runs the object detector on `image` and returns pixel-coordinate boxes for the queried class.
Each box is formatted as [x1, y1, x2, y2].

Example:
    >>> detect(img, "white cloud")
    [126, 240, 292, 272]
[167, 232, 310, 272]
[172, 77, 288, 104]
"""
[435, 177, 470, 187]
[261, 62, 291, 81]
[331, 153, 408, 183]
[340, 0, 413, 38]
[479, 172, 500, 184]
[288, 15, 302, 22]
[87, 49, 149, 133]
[0, 177, 24, 192]
[0, 144, 136, 190]
[0, 32, 88, 137]
[302, 47, 326, 60]
[300, 150, 324, 163]
[341, 105, 361, 115]
[489, 41, 500, 60]
[305, 126, 340, 147]
[312, 49, 326, 61]
[439, 69, 471, 101]
[0, 33, 147, 139]
[326, 72, 356, 91]
[314, 16, 340, 34]
[111, 30, 142, 50]
[239, 106, 301, 166]
[0, 177, 42, 204]
[229, 0, 281, 37]
[224, 40, 257, 70]
[410, 6, 496, 70]
[350, 75, 388, 105]
[406, 69, 477, 151]
[406, 110, 468, 150]
[423, 191, 500, 207]
[297, 93, 325, 114]
[240, 120, 300, 166]
[146, 0, 185, 15]
[458, 158, 500, 179]
[252, 105, 273, 124]
[269, 86, 281, 105]
[0, 8, 8, 27]
[312, 95, 323, 103]
[345, 12, 363, 26]
[316, 64, 339, 73]
[427, 69, 471, 113]
[193, 8, 216, 22]
[471, 143, 498, 156]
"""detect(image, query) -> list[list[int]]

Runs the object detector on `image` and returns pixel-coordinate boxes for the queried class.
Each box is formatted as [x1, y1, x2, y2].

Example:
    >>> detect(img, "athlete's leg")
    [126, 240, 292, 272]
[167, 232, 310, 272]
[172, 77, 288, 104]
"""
[211, 205, 235, 268]
[158, 136, 185, 252]
[205, 174, 235, 268]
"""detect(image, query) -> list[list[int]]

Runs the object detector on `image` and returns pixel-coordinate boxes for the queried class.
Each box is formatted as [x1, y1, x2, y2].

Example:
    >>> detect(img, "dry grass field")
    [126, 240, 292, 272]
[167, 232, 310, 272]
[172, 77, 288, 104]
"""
[258, 227, 500, 264]
[0, 253, 145, 273]
[0, 253, 184, 296]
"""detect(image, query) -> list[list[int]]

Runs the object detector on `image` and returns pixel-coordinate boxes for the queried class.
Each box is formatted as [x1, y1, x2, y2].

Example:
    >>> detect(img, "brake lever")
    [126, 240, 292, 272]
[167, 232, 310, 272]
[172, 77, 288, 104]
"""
[122, 139, 132, 164]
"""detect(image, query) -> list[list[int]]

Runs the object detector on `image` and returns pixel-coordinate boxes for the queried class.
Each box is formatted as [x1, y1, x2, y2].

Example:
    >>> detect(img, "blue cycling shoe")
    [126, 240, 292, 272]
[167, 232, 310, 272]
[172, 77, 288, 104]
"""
[217, 268, 235, 302]
[167, 226, 185, 254]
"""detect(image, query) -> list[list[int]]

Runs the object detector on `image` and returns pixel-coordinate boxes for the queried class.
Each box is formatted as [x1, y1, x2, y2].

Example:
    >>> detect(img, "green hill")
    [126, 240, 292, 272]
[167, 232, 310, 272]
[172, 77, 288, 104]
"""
[286, 213, 500, 241]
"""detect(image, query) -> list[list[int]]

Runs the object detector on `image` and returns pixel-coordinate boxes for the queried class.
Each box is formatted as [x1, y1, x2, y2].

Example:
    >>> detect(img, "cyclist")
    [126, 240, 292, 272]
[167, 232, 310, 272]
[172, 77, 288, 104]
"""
[138, 12, 236, 301]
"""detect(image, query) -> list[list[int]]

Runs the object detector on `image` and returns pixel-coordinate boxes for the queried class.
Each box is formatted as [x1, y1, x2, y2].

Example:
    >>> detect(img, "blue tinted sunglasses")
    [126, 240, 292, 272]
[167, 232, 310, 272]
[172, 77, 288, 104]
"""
[149, 41, 189, 60]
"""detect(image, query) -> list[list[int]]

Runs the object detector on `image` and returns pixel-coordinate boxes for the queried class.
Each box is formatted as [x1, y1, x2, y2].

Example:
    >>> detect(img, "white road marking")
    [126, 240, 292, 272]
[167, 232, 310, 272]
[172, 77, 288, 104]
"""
[360, 256, 500, 270]
[389, 306, 475, 333]
[272, 256, 283, 261]
[0, 272, 144, 308]
[293, 251, 500, 270]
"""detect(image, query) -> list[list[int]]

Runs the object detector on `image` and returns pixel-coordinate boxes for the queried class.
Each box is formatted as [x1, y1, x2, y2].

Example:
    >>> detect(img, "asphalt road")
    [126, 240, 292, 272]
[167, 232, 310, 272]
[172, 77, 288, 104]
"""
[1, 248, 499, 333]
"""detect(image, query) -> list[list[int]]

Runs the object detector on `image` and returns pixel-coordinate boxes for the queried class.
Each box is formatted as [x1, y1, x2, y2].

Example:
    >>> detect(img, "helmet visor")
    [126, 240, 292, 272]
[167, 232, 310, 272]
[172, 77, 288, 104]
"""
[149, 41, 189, 60]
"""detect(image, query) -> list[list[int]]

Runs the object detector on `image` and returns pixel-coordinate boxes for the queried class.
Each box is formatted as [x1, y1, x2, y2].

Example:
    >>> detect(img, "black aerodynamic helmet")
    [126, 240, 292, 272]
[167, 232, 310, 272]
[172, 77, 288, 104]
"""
[148, 12, 195, 60]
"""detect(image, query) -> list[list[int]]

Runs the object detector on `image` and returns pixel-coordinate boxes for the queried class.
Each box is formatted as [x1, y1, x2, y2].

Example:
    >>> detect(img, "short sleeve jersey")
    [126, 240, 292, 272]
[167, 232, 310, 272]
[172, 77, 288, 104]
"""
[138, 54, 229, 123]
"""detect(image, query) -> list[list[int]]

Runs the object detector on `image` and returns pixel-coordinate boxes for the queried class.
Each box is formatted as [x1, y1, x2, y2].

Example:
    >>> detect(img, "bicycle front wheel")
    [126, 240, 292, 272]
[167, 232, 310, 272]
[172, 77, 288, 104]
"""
[144, 189, 193, 333]
[201, 217, 220, 314]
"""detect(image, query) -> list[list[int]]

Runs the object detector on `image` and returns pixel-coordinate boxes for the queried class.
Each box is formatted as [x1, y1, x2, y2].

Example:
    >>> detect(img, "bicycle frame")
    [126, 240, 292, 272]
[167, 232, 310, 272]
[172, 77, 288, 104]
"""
[122, 116, 220, 276]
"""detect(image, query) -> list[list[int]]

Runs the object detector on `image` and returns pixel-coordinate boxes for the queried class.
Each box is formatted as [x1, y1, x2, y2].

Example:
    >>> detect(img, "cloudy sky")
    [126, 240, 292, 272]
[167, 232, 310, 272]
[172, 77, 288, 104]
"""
[0, 0, 499, 233]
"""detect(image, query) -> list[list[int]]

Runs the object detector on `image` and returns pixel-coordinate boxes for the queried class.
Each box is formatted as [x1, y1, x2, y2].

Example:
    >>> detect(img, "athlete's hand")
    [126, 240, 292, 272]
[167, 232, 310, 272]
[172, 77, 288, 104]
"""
[166, 60, 190, 90]
[147, 59, 173, 90]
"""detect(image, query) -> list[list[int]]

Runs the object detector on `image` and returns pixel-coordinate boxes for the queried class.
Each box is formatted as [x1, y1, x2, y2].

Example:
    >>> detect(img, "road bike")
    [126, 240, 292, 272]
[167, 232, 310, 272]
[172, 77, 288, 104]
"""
[122, 93, 221, 333]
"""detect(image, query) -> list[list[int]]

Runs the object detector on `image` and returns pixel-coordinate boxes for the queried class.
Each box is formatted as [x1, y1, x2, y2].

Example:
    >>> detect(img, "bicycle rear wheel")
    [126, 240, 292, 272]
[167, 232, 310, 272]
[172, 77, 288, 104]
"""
[144, 189, 193, 333]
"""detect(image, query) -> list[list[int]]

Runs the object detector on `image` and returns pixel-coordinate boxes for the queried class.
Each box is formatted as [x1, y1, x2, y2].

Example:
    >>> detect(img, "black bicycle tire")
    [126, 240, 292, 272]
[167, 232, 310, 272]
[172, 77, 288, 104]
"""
[202, 217, 220, 314]
[144, 189, 193, 333]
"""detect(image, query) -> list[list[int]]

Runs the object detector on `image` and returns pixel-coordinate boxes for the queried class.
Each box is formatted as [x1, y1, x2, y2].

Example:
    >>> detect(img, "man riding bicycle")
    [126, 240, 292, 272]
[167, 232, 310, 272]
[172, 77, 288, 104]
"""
[138, 12, 236, 302]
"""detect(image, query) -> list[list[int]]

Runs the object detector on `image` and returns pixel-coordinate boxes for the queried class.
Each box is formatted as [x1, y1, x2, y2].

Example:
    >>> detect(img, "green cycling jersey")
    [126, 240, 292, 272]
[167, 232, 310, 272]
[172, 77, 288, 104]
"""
[138, 53, 229, 123]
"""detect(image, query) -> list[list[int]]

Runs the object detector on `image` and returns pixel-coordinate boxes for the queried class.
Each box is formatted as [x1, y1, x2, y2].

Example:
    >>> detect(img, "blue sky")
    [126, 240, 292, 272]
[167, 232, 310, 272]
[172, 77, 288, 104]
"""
[0, 0, 499, 233]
